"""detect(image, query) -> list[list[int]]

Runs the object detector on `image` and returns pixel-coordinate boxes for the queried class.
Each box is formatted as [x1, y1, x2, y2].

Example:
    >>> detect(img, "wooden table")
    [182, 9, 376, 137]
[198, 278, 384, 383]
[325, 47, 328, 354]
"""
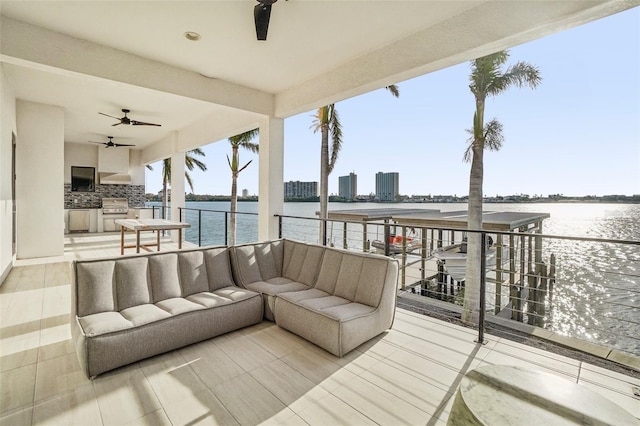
[115, 219, 191, 255]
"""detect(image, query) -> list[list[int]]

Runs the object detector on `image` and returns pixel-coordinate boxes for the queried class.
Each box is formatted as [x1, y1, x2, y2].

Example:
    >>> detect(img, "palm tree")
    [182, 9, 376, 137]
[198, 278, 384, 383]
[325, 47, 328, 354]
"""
[227, 129, 259, 245]
[311, 85, 399, 243]
[147, 148, 207, 219]
[462, 50, 541, 323]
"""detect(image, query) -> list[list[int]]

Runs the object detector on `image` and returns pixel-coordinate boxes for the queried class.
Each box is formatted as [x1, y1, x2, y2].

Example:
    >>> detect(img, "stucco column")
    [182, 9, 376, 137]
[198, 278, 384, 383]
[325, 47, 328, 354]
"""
[170, 150, 185, 243]
[16, 100, 64, 258]
[258, 116, 284, 241]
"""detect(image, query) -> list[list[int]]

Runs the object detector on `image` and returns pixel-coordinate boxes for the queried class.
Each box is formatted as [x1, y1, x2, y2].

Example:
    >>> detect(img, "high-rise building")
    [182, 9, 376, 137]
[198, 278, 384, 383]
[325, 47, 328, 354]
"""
[241, 189, 249, 198]
[338, 173, 357, 200]
[375, 172, 399, 201]
[284, 181, 318, 198]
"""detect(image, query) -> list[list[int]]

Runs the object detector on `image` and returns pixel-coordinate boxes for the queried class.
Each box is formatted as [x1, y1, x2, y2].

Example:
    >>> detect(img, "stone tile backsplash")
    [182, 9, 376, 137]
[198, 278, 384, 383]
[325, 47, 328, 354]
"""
[64, 184, 147, 208]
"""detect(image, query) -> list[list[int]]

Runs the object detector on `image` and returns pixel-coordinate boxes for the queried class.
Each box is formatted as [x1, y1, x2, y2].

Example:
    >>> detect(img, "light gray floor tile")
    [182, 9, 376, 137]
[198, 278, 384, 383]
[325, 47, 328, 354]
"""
[211, 373, 288, 425]
[215, 334, 277, 372]
[250, 359, 327, 409]
[0, 404, 33, 426]
[178, 340, 245, 388]
[139, 351, 207, 408]
[0, 363, 37, 413]
[122, 409, 172, 426]
[32, 384, 101, 426]
[163, 389, 239, 426]
[93, 365, 161, 426]
[34, 352, 89, 402]
[296, 393, 376, 426]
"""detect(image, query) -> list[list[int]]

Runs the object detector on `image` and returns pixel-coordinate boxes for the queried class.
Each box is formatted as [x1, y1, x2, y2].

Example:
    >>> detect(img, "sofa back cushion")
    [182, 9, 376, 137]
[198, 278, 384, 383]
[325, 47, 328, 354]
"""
[231, 241, 283, 286]
[115, 257, 151, 310]
[149, 253, 181, 302]
[75, 261, 116, 317]
[316, 248, 391, 308]
[282, 240, 324, 286]
[204, 247, 234, 291]
[178, 251, 209, 296]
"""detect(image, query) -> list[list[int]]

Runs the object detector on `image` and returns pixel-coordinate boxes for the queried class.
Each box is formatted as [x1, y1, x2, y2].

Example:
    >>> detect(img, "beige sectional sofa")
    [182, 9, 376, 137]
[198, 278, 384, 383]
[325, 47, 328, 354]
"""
[230, 239, 399, 357]
[229, 239, 325, 321]
[71, 239, 398, 377]
[71, 247, 263, 378]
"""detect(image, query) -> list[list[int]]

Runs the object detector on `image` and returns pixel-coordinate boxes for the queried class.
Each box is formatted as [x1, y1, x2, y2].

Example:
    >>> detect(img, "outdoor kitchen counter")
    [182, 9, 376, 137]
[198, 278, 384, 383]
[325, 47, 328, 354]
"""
[115, 218, 191, 254]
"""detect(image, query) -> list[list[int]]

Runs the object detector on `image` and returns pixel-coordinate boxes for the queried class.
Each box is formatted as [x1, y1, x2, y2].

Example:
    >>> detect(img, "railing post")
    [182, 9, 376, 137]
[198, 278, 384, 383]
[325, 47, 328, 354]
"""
[477, 232, 487, 344]
[383, 220, 390, 256]
[198, 210, 202, 247]
[224, 212, 228, 246]
[278, 215, 283, 239]
[322, 220, 327, 246]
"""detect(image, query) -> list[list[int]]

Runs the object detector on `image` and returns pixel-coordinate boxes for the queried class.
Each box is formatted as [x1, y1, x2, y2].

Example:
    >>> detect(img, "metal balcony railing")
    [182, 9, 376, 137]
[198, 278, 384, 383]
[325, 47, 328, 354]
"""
[153, 206, 640, 357]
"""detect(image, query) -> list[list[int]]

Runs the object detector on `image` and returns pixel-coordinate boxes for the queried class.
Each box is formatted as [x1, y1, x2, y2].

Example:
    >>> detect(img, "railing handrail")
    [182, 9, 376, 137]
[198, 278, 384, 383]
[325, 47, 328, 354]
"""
[274, 213, 640, 246]
[178, 207, 259, 216]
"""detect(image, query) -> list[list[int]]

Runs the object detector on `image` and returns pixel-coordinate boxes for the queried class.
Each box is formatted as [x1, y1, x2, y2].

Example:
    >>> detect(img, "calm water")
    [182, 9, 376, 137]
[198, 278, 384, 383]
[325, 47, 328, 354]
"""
[155, 201, 640, 354]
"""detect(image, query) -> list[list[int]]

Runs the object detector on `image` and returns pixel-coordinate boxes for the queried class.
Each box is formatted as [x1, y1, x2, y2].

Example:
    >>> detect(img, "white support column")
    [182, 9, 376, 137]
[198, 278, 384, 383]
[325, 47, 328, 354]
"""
[170, 150, 185, 243]
[258, 116, 284, 241]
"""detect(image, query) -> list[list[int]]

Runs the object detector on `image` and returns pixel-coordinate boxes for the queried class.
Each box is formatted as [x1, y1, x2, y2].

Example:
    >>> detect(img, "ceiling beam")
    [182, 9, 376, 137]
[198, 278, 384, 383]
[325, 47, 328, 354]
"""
[0, 16, 274, 117]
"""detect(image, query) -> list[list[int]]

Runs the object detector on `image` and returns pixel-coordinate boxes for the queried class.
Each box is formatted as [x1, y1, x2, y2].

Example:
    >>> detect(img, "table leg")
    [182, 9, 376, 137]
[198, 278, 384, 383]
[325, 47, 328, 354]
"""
[136, 230, 141, 253]
[120, 227, 125, 255]
[157, 230, 161, 251]
[178, 228, 183, 249]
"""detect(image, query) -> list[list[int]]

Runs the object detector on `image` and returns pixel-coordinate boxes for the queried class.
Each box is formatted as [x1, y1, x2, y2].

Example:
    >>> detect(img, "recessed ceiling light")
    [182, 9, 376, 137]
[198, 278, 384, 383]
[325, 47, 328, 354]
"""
[184, 31, 201, 41]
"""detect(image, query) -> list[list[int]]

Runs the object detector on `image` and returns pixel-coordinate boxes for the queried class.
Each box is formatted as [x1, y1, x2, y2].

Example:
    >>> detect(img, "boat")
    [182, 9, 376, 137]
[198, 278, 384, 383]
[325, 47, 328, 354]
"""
[371, 235, 422, 254]
[432, 240, 500, 282]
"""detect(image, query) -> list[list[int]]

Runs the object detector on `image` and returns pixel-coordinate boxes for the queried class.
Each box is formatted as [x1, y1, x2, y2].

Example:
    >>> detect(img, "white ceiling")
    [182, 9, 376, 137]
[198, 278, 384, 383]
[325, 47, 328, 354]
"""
[1, 0, 636, 158]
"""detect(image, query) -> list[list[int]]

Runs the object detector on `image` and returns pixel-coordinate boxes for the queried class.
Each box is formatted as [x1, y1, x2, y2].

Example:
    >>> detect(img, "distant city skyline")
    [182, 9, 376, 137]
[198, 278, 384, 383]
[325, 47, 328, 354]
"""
[146, 8, 639, 197]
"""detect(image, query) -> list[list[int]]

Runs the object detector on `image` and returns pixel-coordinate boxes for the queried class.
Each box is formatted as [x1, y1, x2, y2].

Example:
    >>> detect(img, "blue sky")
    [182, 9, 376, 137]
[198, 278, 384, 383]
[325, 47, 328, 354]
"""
[146, 7, 640, 197]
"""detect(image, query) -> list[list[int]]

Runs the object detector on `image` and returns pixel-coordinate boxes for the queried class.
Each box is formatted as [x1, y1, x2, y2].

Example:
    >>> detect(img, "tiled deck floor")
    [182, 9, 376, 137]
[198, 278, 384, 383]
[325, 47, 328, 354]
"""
[1, 239, 639, 425]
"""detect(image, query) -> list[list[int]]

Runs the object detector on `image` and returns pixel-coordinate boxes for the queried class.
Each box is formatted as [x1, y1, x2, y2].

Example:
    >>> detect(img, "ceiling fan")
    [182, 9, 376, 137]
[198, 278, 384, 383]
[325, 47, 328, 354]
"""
[89, 136, 135, 148]
[254, 0, 283, 41]
[99, 109, 161, 127]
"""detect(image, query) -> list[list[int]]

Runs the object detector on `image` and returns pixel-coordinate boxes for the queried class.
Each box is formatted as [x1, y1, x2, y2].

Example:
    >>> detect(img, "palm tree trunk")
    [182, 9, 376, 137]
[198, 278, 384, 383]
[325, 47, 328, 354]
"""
[319, 125, 329, 244]
[162, 181, 168, 220]
[230, 146, 239, 246]
[463, 100, 486, 324]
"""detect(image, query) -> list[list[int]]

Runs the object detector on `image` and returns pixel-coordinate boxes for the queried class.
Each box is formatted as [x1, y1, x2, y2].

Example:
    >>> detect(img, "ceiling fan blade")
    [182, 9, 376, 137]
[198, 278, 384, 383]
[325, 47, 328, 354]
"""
[254, 3, 272, 41]
[99, 112, 120, 120]
[113, 143, 136, 147]
[131, 120, 161, 127]
[88, 141, 107, 145]
[112, 122, 122, 126]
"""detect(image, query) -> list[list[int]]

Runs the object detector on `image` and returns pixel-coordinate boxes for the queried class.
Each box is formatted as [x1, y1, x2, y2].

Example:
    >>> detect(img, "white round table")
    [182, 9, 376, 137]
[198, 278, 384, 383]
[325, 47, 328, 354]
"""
[447, 365, 639, 425]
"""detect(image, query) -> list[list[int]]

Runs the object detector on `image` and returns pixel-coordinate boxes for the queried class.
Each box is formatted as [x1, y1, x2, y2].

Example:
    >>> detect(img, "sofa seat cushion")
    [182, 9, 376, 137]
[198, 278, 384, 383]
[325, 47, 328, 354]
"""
[187, 287, 258, 308]
[277, 288, 330, 303]
[320, 302, 376, 321]
[120, 304, 172, 327]
[156, 298, 206, 316]
[79, 312, 132, 337]
[246, 280, 309, 296]
[278, 290, 375, 321]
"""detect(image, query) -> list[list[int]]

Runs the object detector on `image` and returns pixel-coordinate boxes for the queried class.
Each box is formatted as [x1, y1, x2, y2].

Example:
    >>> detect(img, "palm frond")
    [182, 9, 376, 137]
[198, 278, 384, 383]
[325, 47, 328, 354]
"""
[146, 164, 153, 171]
[483, 119, 504, 151]
[385, 84, 400, 98]
[185, 172, 194, 193]
[311, 106, 329, 133]
[229, 129, 259, 148]
[327, 106, 343, 174]
[185, 156, 207, 172]
[238, 160, 253, 174]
